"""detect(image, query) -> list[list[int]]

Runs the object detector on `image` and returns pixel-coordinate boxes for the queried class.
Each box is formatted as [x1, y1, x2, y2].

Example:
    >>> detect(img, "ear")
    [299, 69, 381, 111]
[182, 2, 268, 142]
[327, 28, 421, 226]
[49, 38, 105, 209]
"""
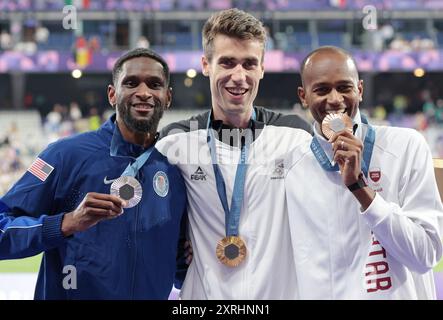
[358, 79, 364, 102]
[201, 55, 209, 77]
[108, 84, 116, 108]
[259, 62, 264, 79]
[297, 86, 308, 108]
[166, 87, 172, 109]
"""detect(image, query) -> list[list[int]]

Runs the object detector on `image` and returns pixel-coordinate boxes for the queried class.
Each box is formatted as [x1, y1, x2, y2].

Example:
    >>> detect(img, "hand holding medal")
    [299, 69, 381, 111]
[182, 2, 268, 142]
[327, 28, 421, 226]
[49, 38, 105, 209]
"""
[61, 192, 127, 236]
[322, 113, 364, 186]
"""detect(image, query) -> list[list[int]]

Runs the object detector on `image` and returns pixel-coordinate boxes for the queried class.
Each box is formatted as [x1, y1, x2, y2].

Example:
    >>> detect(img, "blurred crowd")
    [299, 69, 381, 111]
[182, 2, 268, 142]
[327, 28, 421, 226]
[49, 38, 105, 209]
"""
[43, 101, 106, 142]
[0, 102, 110, 195]
[1, 0, 443, 11]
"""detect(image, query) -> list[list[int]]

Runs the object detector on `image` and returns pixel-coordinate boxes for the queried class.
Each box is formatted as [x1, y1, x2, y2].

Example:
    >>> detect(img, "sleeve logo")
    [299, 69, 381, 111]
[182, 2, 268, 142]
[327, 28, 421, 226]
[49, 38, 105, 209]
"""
[27, 157, 54, 182]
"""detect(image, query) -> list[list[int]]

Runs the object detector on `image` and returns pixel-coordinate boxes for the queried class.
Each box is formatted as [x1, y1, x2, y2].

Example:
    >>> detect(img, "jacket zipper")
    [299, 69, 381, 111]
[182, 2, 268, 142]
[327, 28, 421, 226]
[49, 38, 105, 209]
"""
[130, 172, 141, 298]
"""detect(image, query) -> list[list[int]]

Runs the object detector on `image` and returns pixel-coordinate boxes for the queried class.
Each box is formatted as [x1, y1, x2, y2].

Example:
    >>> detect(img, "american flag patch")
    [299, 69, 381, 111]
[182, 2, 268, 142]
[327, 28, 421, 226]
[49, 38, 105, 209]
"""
[27, 157, 54, 182]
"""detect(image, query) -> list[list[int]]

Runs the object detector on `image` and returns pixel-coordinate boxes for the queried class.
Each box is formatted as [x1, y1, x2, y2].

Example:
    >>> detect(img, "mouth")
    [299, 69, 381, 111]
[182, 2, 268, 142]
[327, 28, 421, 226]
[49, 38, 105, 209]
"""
[325, 108, 347, 115]
[225, 87, 248, 97]
[132, 103, 154, 113]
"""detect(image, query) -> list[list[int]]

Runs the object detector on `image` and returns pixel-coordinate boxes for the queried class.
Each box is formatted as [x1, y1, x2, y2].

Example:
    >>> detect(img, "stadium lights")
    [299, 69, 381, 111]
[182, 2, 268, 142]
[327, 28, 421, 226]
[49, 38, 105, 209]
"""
[186, 68, 197, 78]
[413, 68, 425, 78]
[71, 69, 83, 79]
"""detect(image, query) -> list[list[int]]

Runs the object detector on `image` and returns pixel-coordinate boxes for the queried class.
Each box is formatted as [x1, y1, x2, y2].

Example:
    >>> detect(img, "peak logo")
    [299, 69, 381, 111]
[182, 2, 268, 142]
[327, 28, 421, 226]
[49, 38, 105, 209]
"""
[191, 167, 207, 181]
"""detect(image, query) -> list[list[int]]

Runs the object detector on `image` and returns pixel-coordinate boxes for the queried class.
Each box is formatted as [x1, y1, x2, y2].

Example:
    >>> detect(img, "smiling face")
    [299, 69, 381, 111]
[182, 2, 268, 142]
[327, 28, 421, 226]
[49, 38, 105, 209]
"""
[298, 50, 363, 128]
[108, 56, 171, 136]
[202, 34, 264, 126]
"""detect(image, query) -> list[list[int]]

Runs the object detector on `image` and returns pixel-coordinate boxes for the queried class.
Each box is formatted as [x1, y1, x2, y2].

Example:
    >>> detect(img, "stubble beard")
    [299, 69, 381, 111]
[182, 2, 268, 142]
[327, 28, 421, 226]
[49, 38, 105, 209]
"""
[117, 102, 164, 136]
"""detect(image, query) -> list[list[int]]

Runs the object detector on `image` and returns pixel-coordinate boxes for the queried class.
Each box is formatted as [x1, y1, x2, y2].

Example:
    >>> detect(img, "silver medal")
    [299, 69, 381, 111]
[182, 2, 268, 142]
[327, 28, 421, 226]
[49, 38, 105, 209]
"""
[110, 176, 142, 208]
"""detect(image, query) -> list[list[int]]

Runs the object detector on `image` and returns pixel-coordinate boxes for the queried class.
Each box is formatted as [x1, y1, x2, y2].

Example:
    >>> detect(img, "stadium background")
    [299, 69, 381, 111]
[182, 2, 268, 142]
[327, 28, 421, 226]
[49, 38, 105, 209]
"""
[0, 0, 442, 299]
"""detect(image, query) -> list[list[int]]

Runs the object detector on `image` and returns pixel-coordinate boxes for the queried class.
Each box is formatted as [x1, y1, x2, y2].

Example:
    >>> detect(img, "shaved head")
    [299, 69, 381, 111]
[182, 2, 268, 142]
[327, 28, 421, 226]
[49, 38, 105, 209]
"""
[300, 46, 359, 86]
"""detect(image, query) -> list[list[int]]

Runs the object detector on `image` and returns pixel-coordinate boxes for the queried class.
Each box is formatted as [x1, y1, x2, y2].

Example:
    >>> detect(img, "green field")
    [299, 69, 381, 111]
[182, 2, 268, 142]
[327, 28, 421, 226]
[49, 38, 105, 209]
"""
[0, 254, 42, 273]
[435, 257, 443, 272]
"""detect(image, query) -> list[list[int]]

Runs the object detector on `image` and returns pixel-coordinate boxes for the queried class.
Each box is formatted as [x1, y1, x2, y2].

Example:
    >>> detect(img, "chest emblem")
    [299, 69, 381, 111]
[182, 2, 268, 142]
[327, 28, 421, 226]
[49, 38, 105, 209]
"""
[369, 168, 381, 183]
[270, 159, 285, 180]
[153, 171, 169, 197]
[368, 167, 383, 192]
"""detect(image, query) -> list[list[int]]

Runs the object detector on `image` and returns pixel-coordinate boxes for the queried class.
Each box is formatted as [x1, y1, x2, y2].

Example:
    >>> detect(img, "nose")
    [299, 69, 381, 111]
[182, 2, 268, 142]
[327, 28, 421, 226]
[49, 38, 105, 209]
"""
[327, 89, 344, 106]
[231, 64, 246, 83]
[135, 82, 152, 100]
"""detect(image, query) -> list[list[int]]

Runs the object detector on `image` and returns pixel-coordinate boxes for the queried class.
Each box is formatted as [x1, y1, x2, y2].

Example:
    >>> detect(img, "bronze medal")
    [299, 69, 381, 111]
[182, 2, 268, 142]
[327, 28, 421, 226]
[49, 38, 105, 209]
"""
[110, 176, 142, 208]
[216, 236, 247, 267]
[321, 113, 353, 140]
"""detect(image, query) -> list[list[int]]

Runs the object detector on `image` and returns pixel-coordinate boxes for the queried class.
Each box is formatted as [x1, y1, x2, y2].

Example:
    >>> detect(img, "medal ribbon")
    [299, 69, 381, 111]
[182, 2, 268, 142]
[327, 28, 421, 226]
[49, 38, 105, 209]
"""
[110, 121, 156, 178]
[121, 146, 155, 177]
[311, 114, 375, 178]
[207, 109, 256, 237]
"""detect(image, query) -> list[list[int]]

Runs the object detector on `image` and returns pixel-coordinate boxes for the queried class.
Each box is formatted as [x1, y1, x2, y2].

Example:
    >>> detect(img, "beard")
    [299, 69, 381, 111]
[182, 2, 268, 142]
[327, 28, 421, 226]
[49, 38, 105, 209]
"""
[117, 101, 164, 135]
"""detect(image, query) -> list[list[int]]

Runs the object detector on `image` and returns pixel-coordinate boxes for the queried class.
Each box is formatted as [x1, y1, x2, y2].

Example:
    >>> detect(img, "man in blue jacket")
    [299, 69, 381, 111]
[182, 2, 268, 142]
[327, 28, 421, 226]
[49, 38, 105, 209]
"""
[0, 48, 187, 299]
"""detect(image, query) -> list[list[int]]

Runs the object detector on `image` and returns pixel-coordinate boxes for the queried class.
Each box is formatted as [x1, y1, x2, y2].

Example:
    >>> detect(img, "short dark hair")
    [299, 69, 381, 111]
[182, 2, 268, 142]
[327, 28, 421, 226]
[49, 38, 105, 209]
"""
[202, 8, 267, 62]
[112, 47, 170, 86]
[300, 46, 358, 85]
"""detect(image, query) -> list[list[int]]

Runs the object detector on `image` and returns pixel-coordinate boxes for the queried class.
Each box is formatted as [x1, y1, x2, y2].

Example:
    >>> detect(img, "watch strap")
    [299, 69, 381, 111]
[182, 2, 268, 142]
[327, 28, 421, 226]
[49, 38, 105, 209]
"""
[347, 173, 368, 192]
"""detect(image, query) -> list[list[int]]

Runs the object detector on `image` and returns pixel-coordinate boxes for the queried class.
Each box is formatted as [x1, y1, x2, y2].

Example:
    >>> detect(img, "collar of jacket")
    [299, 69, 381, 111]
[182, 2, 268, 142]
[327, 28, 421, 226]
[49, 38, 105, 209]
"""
[100, 113, 156, 159]
[210, 107, 265, 142]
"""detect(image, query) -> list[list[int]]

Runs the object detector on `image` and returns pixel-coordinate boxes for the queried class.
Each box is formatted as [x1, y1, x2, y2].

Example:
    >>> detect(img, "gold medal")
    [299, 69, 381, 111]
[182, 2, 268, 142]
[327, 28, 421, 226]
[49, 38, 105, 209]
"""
[110, 176, 142, 208]
[321, 113, 353, 140]
[216, 236, 247, 267]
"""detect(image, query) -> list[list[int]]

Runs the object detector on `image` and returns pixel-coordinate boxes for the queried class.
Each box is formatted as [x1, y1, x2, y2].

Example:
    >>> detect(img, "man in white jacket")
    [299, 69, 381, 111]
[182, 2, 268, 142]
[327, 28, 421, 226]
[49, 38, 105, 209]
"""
[285, 46, 443, 299]
[156, 9, 312, 299]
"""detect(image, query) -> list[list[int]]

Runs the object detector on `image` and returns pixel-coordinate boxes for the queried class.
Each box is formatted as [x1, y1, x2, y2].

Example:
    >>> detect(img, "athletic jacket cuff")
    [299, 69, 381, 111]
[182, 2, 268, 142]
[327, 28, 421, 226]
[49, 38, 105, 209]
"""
[361, 193, 391, 228]
[42, 213, 67, 247]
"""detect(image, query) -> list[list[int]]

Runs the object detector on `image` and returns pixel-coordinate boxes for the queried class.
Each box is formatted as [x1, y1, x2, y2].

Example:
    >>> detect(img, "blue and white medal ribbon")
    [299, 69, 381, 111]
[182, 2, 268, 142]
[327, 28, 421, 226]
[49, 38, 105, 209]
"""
[207, 109, 256, 266]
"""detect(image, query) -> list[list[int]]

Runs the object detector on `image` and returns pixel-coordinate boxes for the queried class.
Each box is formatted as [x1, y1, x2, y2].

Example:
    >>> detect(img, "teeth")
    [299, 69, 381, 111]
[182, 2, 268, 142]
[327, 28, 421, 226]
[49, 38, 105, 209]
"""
[226, 88, 247, 95]
[134, 104, 153, 110]
[326, 109, 346, 114]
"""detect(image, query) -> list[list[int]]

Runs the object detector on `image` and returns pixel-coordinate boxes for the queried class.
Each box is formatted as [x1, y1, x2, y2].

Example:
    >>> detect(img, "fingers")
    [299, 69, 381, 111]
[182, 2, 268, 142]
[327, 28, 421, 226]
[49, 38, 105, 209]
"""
[184, 240, 193, 265]
[82, 207, 122, 217]
[328, 129, 354, 143]
[330, 131, 365, 187]
[332, 138, 361, 155]
[184, 240, 192, 250]
[331, 132, 363, 155]
[84, 199, 123, 215]
[185, 254, 193, 265]
[86, 192, 127, 208]
[79, 193, 127, 216]
[333, 149, 359, 167]
[331, 133, 362, 173]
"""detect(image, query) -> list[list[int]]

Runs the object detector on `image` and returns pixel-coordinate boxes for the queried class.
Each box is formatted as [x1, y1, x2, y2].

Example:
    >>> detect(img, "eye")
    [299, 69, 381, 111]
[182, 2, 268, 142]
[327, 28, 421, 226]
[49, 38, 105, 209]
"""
[338, 85, 353, 92]
[219, 59, 235, 68]
[123, 79, 137, 87]
[313, 87, 330, 95]
[149, 80, 164, 90]
[243, 60, 257, 70]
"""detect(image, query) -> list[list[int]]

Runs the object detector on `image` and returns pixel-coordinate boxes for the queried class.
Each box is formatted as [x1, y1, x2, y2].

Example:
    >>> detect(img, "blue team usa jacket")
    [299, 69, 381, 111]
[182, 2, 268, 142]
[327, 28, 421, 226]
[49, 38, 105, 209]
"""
[0, 115, 187, 299]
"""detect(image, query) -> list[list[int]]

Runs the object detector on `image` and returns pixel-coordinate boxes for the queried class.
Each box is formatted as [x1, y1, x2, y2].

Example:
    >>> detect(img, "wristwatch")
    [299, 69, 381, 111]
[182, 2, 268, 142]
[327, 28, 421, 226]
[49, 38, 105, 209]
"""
[347, 173, 368, 192]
